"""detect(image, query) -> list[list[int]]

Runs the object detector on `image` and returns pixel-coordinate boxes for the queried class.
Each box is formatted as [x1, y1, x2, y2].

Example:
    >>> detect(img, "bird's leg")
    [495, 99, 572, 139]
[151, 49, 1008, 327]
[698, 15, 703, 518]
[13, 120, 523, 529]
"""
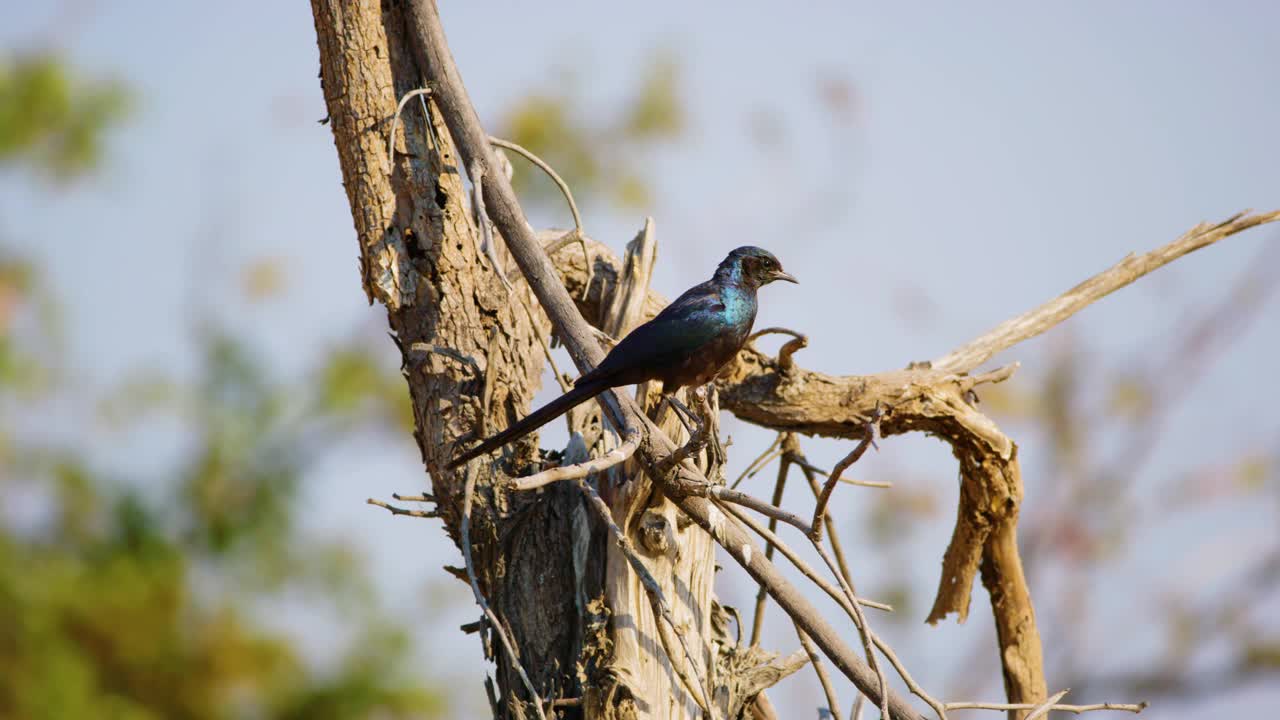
[693, 385, 726, 468]
[659, 386, 726, 475]
[655, 391, 712, 475]
[663, 394, 700, 434]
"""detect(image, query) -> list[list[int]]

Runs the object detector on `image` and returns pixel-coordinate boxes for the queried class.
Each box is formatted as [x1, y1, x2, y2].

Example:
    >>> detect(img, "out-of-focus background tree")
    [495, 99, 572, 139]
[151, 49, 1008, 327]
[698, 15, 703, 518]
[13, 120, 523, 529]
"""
[2, 2, 1277, 718]
[0, 54, 446, 719]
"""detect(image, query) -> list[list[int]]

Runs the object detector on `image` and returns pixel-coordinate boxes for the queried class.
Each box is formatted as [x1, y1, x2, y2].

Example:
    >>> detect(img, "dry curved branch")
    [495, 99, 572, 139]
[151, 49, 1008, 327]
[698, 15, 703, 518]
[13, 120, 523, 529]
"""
[812, 409, 880, 542]
[386, 86, 433, 174]
[508, 428, 640, 490]
[748, 327, 808, 372]
[929, 210, 1280, 374]
[487, 135, 592, 295]
[487, 136, 584, 236]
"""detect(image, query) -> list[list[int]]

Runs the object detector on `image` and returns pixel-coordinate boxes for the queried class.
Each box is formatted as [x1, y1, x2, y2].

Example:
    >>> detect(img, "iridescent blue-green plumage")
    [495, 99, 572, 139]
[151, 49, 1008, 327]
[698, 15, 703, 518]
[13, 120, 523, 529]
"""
[449, 246, 796, 468]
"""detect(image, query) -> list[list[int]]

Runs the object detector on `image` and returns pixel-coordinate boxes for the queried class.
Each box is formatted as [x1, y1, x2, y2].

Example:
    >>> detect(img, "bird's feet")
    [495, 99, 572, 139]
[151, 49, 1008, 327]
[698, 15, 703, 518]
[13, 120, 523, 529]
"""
[663, 394, 700, 434]
[661, 387, 725, 470]
[694, 386, 727, 468]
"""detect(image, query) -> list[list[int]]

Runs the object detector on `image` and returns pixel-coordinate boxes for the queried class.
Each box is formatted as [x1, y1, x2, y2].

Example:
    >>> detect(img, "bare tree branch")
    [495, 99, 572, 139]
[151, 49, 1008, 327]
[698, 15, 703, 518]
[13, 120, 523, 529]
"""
[944, 700, 1146, 715]
[797, 629, 843, 720]
[929, 210, 1280, 374]
[366, 497, 439, 518]
[750, 452, 793, 647]
[507, 428, 640, 491]
[812, 409, 880, 542]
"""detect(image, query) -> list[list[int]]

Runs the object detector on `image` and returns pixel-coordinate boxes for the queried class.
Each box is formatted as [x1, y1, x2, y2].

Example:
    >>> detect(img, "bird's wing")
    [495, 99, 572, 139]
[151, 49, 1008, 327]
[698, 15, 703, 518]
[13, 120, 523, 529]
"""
[582, 282, 726, 383]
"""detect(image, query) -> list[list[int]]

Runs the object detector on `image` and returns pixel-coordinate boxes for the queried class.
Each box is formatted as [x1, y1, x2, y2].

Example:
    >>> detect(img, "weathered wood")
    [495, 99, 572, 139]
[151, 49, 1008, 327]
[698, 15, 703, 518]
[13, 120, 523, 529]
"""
[311, 2, 595, 716]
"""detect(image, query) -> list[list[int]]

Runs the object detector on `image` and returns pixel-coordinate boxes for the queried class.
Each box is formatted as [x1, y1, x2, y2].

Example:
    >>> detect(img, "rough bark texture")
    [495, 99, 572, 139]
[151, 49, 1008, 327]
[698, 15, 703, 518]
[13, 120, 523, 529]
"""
[312, 2, 589, 714]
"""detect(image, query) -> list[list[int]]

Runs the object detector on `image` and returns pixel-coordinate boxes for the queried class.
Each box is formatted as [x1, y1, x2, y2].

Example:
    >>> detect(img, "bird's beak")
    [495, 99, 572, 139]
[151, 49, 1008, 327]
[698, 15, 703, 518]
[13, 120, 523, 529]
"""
[772, 270, 798, 284]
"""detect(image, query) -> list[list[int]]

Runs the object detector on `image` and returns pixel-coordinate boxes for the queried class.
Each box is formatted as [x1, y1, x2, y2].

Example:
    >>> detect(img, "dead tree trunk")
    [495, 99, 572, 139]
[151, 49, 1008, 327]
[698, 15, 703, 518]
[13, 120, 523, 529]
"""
[312, 2, 1278, 720]
[311, 2, 587, 715]
[311, 3, 794, 718]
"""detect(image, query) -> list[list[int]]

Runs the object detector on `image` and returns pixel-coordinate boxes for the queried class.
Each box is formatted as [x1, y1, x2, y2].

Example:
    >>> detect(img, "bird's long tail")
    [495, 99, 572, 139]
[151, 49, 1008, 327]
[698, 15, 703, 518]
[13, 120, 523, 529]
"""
[448, 377, 611, 468]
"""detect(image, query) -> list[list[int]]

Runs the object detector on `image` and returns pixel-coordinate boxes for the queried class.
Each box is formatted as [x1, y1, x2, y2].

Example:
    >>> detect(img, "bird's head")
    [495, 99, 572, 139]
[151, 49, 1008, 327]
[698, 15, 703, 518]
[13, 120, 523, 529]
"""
[717, 246, 798, 288]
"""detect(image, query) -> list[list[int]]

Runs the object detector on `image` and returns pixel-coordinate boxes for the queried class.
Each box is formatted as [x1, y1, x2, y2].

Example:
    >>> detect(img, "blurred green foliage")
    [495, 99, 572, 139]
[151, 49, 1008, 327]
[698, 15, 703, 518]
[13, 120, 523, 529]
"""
[499, 51, 683, 213]
[0, 54, 130, 181]
[0, 266, 441, 719]
[0, 56, 442, 719]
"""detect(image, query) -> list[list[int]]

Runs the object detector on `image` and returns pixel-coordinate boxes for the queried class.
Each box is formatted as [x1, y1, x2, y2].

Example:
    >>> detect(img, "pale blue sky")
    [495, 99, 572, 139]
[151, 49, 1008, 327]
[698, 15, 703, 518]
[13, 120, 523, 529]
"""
[3, 2, 1278, 717]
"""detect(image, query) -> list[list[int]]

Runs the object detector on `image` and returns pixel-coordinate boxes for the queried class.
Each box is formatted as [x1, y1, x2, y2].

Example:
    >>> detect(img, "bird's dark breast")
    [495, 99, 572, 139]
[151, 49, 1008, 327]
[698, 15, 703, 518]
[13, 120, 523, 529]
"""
[660, 328, 748, 389]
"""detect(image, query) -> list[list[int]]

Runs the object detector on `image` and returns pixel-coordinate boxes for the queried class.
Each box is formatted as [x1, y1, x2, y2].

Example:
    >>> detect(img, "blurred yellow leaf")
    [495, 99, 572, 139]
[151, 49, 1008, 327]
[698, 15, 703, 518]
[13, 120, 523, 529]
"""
[242, 258, 286, 301]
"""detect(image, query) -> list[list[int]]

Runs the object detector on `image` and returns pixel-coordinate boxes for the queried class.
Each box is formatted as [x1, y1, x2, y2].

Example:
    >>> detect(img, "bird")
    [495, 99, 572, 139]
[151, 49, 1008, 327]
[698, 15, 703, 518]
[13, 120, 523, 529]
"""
[448, 246, 797, 469]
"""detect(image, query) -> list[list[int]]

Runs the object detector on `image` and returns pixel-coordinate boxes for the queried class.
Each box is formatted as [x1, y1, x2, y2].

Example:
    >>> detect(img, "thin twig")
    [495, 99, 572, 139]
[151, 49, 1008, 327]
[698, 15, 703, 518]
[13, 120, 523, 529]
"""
[469, 161, 513, 292]
[747, 327, 806, 343]
[789, 439, 858, 599]
[731, 433, 784, 490]
[459, 465, 547, 720]
[707, 486, 811, 536]
[487, 135, 591, 298]
[812, 535, 890, 720]
[466, 162, 572, 396]
[727, 433, 895, 720]
[717, 501, 891, 613]
[790, 455, 892, 489]
[509, 428, 641, 491]
[366, 497, 438, 518]
[543, 231, 586, 255]
[391, 492, 435, 503]
[798, 629, 842, 720]
[942, 700, 1146, 715]
[487, 136, 583, 235]
[518, 294, 572, 393]
[750, 451, 793, 646]
[407, 341, 484, 377]
[732, 497, 945, 719]
[747, 326, 808, 371]
[1023, 690, 1071, 720]
[851, 694, 865, 720]
[724, 498, 909, 720]
[386, 86, 433, 174]
[869, 630, 948, 720]
[813, 409, 882, 541]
